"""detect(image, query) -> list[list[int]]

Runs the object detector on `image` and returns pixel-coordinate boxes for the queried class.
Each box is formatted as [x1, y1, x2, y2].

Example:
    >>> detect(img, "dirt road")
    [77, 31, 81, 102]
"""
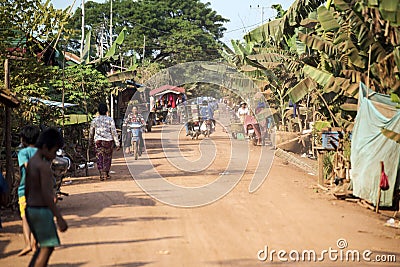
[1, 122, 399, 267]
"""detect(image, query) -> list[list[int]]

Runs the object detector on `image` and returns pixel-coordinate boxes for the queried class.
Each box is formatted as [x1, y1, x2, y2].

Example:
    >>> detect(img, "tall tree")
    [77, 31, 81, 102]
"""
[65, 0, 229, 66]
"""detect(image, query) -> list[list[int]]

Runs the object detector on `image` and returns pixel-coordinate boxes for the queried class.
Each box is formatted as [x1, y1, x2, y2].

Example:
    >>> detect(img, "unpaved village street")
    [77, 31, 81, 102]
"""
[1, 121, 399, 267]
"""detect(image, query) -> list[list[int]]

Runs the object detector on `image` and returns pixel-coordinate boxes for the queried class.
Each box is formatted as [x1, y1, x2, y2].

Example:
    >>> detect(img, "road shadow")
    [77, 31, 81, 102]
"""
[60, 190, 158, 218]
[65, 215, 176, 228]
[0, 221, 21, 234]
[47, 262, 88, 267]
[59, 236, 181, 249]
[102, 262, 153, 267]
[0, 239, 17, 259]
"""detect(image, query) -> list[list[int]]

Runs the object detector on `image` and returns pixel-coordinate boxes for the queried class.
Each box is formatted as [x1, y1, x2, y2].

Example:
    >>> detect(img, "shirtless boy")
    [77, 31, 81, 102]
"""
[25, 128, 68, 267]
[18, 125, 40, 256]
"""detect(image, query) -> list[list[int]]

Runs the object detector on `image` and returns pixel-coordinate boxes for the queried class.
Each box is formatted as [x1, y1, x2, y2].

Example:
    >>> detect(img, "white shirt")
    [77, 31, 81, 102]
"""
[90, 115, 120, 146]
[237, 107, 249, 116]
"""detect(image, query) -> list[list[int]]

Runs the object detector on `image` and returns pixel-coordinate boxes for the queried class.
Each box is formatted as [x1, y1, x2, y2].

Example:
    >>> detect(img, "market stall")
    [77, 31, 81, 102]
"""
[150, 85, 186, 124]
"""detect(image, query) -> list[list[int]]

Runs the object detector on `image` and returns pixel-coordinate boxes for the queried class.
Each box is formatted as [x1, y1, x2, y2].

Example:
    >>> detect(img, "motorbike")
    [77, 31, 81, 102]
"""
[51, 149, 71, 200]
[188, 119, 201, 140]
[200, 118, 215, 138]
[127, 122, 144, 160]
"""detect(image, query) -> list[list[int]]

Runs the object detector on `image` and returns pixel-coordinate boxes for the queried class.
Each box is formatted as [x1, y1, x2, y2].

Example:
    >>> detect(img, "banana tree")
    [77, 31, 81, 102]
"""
[241, 0, 400, 127]
[298, 1, 400, 94]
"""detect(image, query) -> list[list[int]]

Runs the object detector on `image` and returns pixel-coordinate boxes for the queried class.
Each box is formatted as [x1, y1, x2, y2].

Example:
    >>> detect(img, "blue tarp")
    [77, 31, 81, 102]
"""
[351, 83, 400, 207]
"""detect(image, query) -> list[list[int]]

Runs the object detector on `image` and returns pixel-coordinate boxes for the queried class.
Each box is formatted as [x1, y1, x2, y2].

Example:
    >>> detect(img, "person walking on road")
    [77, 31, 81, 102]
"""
[89, 103, 120, 181]
[17, 125, 40, 256]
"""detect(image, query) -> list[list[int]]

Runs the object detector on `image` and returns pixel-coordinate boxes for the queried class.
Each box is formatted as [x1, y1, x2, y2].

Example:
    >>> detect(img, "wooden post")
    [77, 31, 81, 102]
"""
[317, 149, 325, 186]
[109, 0, 113, 47]
[4, 59, 13, 191]
[80, 0, 85, 59]
[311, 105, 316, 158]
[375, 161, 384, 213]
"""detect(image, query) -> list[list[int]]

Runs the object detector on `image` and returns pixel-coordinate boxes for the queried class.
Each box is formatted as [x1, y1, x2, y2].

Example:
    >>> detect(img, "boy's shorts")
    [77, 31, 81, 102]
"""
[26, 206, 60, 247]
[18, 196, 26, 218]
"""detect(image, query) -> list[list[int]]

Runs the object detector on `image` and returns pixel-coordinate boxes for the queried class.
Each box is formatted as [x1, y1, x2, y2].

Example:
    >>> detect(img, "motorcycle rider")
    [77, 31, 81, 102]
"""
[124, 106, 145, 154]
[200, 100, 215, 134]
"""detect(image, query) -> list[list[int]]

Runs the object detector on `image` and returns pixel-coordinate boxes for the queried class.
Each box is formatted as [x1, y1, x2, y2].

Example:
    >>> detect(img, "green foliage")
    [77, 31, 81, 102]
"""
[65, 0, 228, 66]
[391, 93, 400, 108]
[0, 0, 70, 58]
[8, 59, 58, 123]
[185, 83, 221, 99]
[49, 64, 111, 114]
[0, 0, 71, 126]
[244, 0, 326, 43]
[323, 151, 335, 180]
[237, 0, 400, 131]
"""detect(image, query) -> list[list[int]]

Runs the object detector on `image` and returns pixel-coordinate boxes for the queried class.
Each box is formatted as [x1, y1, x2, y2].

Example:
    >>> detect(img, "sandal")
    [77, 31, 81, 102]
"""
[99, 171, 105, 181]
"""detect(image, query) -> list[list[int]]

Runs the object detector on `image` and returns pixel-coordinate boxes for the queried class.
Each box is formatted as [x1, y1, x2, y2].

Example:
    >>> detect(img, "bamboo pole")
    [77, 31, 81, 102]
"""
[109, 0, 113, 47]
[62, 43, 66, 136]
[312, 104, 316, 158]
[4, 59, 13, 193]
[80, 0, 85, 59]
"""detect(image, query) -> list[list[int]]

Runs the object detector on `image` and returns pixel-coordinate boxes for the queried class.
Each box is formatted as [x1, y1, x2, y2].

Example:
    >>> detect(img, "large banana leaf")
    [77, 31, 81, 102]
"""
[303, 65, 333, 87]
[247, 53, 285, 63]
[107, 70, 137, 82]
[298, 32, 338, 56]
[285, 0, 326, 26]
[246, 53, 286, 69]
[244, 18, 284, 44]
[324, 76, 358, 96]
[104, 27, 127, 58]
[304, 66, 360, 97]
[342, 39, 365, 69]
[244, 0, 325, 43]
[317, 6, 340, 31]
[285, 77, 316, 102]
[240, 65, 259, 72]
[231, 40, 245, 59]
